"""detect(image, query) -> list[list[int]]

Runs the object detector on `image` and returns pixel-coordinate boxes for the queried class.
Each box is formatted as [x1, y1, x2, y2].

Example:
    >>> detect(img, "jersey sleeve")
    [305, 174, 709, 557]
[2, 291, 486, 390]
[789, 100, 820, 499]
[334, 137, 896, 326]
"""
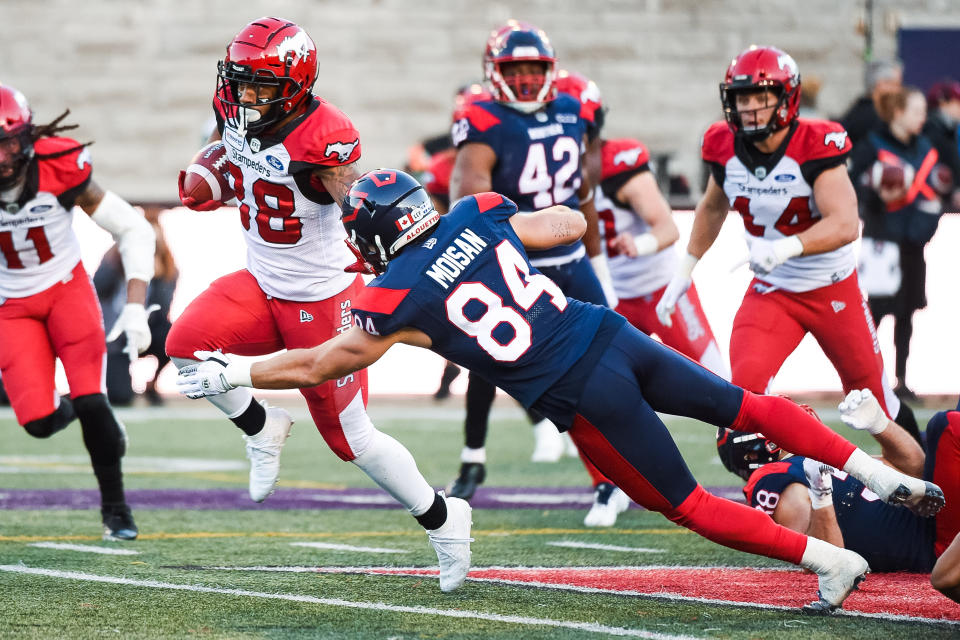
[743, 460, 802, 511]
[450, 102, 502, 149]
[790, 119, 852, 185]
[34, 137, 93, 207]
[701, 121, 734, 185]
[352, 284, 415, 337]
[285, 99, 362, 169]
[600, 138, 651, 202]
[468, 192, 518, 223]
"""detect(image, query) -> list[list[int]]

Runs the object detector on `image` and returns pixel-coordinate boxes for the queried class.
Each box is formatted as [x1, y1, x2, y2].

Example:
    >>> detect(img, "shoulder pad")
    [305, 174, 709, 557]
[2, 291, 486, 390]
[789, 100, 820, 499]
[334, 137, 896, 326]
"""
[284, 98, 362, 166]
[701, 121, 735, 164]
[601, 138, 650, 181]
[787, 119, 852, 164]
[34, 137, 92, 196]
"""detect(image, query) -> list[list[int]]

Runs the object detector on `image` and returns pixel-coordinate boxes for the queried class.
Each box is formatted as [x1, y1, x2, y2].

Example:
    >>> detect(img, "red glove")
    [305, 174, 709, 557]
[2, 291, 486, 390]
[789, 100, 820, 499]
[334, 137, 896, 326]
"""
[178, 171, 223, 212]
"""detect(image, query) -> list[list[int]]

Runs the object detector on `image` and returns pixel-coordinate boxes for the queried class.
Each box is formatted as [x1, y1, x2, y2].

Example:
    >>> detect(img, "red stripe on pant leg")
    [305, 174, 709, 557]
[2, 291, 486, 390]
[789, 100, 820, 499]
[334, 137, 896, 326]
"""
[934, 415, 960, 557]
[733, 391, 856, 469]
[666, 485, 807, 564]
[568, 415, 674, 513]
[576, 448, 611, 487]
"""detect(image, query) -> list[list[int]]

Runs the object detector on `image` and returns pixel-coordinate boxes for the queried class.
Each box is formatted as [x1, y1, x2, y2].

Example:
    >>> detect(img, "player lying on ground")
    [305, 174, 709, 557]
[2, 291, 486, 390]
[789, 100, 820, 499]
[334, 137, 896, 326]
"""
[719, 389, 960, 604]
[178, 170, 944, 613]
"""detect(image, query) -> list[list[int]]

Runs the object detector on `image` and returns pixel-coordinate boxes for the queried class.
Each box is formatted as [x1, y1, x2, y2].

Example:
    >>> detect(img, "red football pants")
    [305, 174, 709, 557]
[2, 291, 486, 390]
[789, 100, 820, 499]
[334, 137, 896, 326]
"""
[730, 272, 894, 416]
[166, 270, 369, 460]
[0, 262, 106, 424]
[616, 282, 728, 378]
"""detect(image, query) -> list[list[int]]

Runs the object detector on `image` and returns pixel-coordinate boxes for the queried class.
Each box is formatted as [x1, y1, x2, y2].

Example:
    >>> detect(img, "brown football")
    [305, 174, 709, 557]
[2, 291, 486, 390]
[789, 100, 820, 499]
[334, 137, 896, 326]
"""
[181, 141, 232, 204]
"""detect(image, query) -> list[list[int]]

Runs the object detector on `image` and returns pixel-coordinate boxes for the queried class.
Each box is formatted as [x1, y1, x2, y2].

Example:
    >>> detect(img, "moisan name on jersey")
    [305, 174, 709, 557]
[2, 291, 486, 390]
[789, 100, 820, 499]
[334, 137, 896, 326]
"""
[425, 228, 488, 289]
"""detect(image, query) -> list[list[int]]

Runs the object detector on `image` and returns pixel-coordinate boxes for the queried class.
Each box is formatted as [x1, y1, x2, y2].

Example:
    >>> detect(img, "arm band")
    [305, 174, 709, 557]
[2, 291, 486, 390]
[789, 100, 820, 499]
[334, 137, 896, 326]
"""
[91, 191, 156, 283]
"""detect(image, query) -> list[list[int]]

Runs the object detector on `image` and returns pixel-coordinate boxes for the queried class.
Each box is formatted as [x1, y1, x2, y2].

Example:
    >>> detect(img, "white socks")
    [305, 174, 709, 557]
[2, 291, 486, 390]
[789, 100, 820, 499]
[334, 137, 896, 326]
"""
[460, 447, 486, 464]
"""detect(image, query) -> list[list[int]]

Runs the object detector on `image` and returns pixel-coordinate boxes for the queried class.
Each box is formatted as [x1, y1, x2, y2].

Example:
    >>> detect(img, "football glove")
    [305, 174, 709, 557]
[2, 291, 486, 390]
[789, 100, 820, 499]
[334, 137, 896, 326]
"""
[178, 170, 223, 211]
[838, 388, 889, 435]
[802, 458, 835, 510]
[747, 235, 803, 275]
[177, 351, 236, 399]
[655, 253, 698, 327]
[106, 303, 160, 362]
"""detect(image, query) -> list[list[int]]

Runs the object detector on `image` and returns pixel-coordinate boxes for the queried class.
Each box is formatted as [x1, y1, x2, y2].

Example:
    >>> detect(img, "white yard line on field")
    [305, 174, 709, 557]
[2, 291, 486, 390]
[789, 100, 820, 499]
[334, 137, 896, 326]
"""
[546, 541, 665, 553]
[0, 564, 704, 640]
[27, 542, 140, 555]
[290, 541, 408, 554]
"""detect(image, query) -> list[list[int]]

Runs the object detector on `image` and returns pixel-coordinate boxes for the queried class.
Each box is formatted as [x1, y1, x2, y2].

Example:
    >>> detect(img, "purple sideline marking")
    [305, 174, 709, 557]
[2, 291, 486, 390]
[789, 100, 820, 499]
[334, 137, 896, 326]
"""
[0, 486, 744, 510]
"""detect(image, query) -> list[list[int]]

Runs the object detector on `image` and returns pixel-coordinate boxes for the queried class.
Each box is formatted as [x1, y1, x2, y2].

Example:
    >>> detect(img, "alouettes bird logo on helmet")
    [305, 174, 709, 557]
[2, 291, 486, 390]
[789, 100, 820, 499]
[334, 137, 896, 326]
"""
[276, 31, 313, 64]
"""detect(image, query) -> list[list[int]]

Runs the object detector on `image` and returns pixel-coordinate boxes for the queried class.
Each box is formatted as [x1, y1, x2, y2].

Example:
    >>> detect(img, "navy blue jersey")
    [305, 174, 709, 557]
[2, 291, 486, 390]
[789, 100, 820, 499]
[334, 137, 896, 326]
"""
[744, 457, 936, 572]
[351, 193, 607, 409]
[451, 94, 587, 264]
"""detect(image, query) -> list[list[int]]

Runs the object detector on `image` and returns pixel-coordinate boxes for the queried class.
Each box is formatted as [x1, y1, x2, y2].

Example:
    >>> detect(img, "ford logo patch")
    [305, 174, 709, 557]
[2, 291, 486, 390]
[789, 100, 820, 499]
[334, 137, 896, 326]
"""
[266, 155, 284, 171]
[29, 204, 53, 213]
[774, 174, 796, 182]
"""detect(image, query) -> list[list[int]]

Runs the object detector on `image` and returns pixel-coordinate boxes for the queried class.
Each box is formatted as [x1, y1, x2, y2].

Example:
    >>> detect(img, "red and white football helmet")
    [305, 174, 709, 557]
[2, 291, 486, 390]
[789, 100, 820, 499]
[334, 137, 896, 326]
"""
[216, 17, 318, 135]
[483, 23, 557, 113]
[720, 45, 802, 141]
[555, 69, 605, 138]
[0, 84, 34, 190]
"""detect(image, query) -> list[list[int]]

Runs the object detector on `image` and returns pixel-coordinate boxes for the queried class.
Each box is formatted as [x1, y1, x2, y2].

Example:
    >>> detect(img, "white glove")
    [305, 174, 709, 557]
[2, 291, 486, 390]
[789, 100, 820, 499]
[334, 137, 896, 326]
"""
[176, 350, 252, 399]
[655, 253, 699, 328]
[589, 254, 619, 309]
[747, 235, 803, 275]
[106, 303, 160, 362]
[802, 458, 835, 510]
[838, 388, 889, 435]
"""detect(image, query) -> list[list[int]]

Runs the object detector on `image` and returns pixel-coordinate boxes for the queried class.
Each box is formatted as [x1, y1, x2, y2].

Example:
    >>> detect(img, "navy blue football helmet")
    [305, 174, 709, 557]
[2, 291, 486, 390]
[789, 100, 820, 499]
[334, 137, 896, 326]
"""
[716, 428, 782, 481]
[484, 24, 557, 113]
[341, 169, 440, 275]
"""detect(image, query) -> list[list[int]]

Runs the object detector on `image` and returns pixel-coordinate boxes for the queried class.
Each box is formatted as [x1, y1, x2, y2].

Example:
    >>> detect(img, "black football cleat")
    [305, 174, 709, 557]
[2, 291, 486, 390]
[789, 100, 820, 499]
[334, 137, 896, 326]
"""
[447, 462, 485, 501]
[102, 503, 138, 541]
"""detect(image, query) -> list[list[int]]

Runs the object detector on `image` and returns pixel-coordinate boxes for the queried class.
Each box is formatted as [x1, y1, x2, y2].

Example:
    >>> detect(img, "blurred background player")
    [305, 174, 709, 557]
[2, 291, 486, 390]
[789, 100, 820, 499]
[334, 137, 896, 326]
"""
[0, 84, 155, 540]
[165, 17, 472, 587]
[838, 59, 903, 150]
[580, 69, 730, 379]
[719, 389, 960, 604]
[657, 44, 921, 444]
[922, 80, 960, 210]
[447, 25, 629, 526]
[95, 205, 178, 406]
[179, 169, 944, 614]
[849, 86, 947, 403]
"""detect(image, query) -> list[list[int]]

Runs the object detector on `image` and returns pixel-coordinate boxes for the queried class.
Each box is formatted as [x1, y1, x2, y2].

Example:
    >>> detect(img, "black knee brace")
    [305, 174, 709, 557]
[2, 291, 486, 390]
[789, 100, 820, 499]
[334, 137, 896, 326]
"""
[73, 393, 126, 464]
[23, 396, 76, 438]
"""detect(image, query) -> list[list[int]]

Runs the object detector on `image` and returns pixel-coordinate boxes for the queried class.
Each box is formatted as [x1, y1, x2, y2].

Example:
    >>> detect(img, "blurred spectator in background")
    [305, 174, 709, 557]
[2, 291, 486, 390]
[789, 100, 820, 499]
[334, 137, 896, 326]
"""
[839, 59, 903, 149]
[923, 80, 960, 210]
[94, 206, 178, 406]
[799, 74, 824, 119]
[849, 86, 947, 403]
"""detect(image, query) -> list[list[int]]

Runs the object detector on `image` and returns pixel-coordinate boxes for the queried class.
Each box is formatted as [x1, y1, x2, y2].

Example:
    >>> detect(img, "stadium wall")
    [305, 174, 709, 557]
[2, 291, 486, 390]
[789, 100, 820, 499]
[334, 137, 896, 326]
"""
[3, 0, 960, 201]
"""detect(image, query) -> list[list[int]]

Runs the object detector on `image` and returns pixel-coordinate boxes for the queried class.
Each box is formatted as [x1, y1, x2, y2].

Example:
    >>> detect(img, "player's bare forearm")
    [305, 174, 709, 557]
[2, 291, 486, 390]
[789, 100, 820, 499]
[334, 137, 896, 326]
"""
[931, 534, 960, 603]
[316, 162, 361, 206]
[248, 326, 429, 389]
[578, 177, 602, 257]
[875, 424, 925, 478]
[621, 172, 679, 250]
[687, 175, 728, 258]
[125, 278, 148, 305]
[510, 206, 586, 250]
[806, 504, 844, 548]
[801, 165, 860, 254]
[450, 143, 495, 201]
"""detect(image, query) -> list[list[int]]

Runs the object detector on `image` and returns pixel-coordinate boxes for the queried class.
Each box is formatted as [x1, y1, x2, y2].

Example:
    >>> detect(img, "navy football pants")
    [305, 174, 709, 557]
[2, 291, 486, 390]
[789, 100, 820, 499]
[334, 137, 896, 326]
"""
[563, 322, 858, 564]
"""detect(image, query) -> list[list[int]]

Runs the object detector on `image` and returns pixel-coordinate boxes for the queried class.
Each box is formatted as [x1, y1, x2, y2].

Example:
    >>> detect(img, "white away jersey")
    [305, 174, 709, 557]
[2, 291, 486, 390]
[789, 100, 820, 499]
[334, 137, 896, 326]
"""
[0, 138, 90, 299]
[215, 96, 360, 301]
[702, 119, 855, 292]
[596, 138, 676, 298]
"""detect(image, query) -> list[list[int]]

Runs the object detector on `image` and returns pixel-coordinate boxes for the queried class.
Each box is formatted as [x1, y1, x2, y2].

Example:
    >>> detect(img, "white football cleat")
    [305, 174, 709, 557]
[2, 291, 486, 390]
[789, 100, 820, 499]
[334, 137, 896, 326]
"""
[243, 403, 294, 502]
[531, 419, 564, 463]
[583, 483, 631, 527]
[427, 496, 473, 592]
[803, 547, 869, 614]
[864, 460, 945, 518]
[561, 432, 579, 458]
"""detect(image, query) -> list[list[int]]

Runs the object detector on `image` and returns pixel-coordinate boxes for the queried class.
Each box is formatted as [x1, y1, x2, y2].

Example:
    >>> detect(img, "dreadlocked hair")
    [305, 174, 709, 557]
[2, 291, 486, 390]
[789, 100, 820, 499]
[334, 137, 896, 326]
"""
[31, 109, 93, 160]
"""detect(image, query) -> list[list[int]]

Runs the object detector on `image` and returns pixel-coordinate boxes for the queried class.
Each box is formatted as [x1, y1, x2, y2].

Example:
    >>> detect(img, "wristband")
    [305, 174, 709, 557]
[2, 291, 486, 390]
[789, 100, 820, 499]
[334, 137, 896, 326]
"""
[224, 361, 254, 388]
